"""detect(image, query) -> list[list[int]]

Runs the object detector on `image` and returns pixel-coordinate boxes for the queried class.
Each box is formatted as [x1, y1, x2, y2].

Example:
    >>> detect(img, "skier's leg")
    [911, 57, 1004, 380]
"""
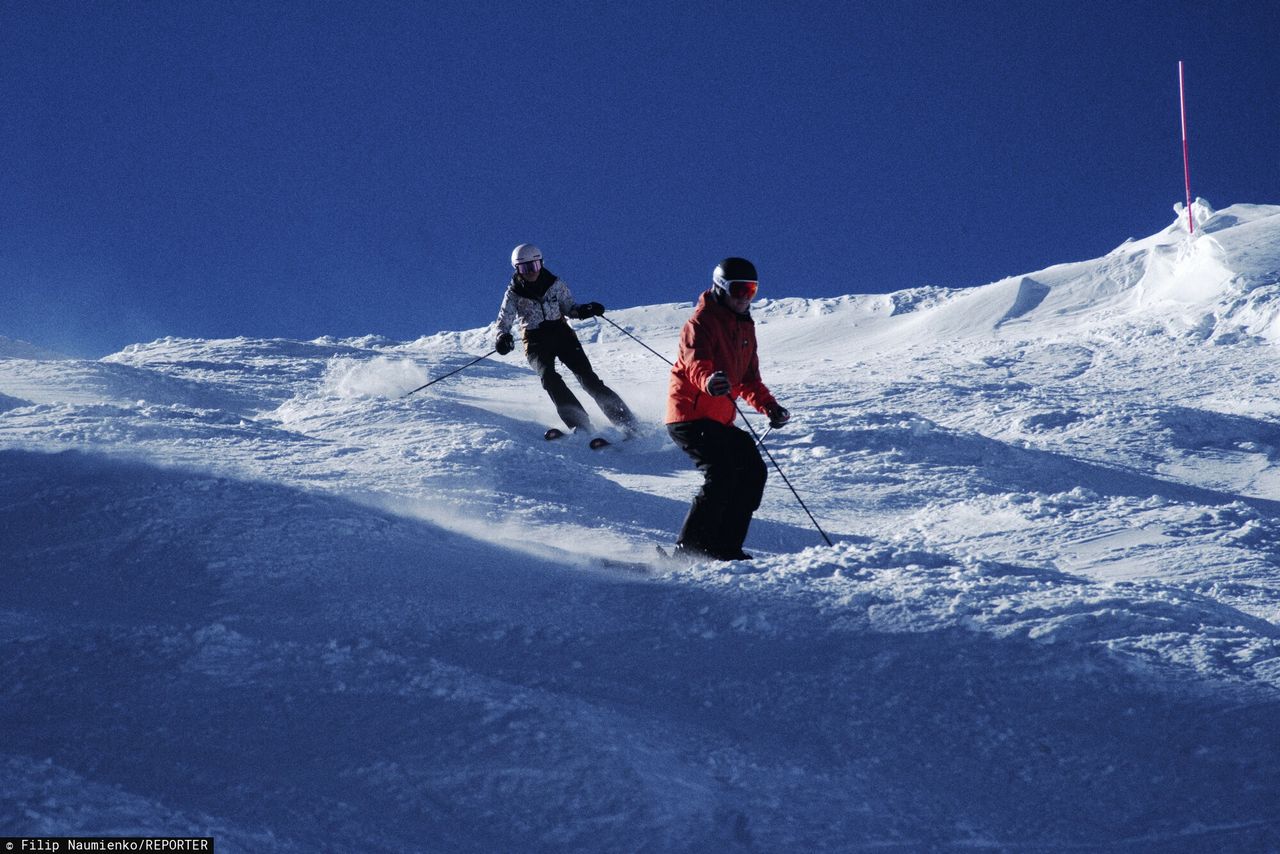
[667, 421, 724, 555]
[559, 332, 638, 431]
[526, 335, 591, 431]
[667, 420, 747, 557]
[719, 427, 768, 555]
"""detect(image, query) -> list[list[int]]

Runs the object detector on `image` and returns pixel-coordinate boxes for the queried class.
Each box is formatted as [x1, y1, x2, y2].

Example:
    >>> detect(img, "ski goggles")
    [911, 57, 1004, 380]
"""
[722, 279, 758, 300]
[515, 259, 542, 276]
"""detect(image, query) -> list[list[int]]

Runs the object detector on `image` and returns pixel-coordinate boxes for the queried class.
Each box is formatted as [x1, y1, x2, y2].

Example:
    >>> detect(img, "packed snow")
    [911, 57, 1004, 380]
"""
[3, 201, 1280, 851]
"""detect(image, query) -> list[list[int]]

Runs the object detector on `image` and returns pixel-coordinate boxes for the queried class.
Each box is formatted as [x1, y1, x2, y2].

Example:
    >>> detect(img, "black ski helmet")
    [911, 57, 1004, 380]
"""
[712, 257, 757, 291]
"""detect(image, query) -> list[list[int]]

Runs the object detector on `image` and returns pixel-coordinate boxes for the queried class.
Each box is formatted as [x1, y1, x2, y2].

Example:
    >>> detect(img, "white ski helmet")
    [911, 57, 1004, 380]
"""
[511, 244, 543, 267]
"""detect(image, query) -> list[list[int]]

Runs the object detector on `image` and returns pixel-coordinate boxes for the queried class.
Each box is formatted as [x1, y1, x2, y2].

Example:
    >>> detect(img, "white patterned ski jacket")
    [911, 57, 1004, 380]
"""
[495, 270, 584, 337]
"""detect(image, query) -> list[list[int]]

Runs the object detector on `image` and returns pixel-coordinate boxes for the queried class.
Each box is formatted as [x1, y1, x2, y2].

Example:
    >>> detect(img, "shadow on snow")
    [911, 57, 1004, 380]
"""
[2, 449, 1279, 852]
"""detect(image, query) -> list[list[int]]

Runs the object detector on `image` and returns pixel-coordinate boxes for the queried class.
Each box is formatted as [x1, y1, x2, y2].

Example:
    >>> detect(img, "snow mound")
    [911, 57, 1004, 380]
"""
[853, 201, 1280, 343]
[0, 392, 31, 413]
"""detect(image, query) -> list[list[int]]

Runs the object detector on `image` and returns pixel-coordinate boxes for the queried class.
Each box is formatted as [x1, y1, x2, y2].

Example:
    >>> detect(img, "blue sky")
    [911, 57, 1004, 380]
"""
[3, 0, 1278, 356]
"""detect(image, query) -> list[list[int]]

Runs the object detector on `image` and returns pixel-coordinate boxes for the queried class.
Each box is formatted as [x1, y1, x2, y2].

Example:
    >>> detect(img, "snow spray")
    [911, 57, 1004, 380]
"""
[402, 349, 496, 398]
[1179, 60, 1194, 234]
[322, 356, 430, 399]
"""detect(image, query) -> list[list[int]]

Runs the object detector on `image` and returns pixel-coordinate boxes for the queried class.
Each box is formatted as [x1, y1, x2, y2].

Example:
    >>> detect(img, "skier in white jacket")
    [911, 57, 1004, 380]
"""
[494, 244, 638, 435]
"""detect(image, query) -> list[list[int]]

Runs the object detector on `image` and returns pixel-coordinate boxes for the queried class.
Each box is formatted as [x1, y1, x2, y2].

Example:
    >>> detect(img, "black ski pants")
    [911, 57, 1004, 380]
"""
[667, 419, 767, 558]
[525, 320, 635, 432]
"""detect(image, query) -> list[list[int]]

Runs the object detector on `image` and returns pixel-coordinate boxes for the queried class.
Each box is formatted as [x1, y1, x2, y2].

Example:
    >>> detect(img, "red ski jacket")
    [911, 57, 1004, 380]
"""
[665, 289, 777, 425]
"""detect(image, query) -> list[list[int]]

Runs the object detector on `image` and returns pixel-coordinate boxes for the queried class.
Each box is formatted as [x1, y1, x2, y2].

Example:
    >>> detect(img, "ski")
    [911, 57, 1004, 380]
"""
[597, 547, 676, 574]
[654, 545, 690, 566]
[596, 557, 651, 574]
[653, 545, 758, 565]
[544, 428, 610, 450]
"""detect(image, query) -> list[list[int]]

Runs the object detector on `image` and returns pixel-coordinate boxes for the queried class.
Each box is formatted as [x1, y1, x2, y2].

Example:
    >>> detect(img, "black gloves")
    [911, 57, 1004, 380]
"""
[495, 332, 514, 355]
[705, 371, 731, 397]
[571, 302, 605, 319]
[704, 374, 788, 427]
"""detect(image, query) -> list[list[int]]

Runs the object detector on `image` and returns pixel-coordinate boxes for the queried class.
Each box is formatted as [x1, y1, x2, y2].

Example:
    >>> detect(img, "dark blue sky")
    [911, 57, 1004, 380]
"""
[3, 1, 1278, 356]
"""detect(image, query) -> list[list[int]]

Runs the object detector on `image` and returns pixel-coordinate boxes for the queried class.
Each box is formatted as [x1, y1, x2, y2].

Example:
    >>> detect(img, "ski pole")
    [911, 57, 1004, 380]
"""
[733, 399, 834, 548]
[600, 315, 674, 366]
[402, 349, 497, 398]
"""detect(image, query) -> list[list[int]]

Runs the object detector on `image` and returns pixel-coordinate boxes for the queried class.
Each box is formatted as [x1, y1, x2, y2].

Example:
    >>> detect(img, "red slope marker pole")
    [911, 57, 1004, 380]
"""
[1179, 60, 1194, 234]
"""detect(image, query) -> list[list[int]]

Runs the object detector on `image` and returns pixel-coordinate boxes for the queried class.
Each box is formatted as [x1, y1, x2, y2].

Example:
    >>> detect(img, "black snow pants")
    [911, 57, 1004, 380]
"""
[667, 419, 768, 558]
[525, 319, 635, 432]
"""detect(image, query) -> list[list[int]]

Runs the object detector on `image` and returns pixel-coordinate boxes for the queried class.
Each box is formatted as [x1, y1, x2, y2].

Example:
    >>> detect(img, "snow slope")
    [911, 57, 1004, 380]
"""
[3, 202, 1280, 851]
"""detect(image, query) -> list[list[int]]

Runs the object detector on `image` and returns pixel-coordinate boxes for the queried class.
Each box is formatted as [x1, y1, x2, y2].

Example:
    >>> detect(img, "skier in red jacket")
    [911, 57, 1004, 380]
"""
[665, 257, 790, 561]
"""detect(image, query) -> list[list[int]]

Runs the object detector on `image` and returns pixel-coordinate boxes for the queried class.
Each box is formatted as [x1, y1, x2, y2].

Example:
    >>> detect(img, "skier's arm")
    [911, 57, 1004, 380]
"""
[737, 349, 778, 414]
[495, 294, 515, 336]
[681, 317, 722, 395]
[555, 281, 604, 320]
[495, 289, 518, 336]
